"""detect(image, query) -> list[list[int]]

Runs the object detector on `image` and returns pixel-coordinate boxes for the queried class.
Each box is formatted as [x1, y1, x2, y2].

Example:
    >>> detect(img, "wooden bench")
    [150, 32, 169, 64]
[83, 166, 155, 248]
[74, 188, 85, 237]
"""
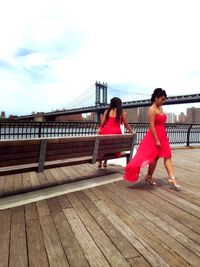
[0, 133, 136, 176]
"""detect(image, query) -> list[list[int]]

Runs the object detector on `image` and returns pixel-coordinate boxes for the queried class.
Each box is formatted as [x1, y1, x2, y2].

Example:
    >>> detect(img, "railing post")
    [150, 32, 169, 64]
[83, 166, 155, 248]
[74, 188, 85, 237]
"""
[92, 136, 100, 164]
[38, 122, 42, 138]
[186, 124, 193, 146]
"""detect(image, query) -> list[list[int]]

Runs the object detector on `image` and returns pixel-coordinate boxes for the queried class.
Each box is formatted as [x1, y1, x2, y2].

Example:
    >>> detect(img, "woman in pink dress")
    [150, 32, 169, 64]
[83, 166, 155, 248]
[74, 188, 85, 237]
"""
[124, 88, 181, 190]
[97, 97, 135, 168]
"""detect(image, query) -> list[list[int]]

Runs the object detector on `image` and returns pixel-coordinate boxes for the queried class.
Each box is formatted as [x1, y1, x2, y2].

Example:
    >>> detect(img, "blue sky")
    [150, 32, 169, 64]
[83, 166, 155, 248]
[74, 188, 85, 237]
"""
[0, 0, 200, 116]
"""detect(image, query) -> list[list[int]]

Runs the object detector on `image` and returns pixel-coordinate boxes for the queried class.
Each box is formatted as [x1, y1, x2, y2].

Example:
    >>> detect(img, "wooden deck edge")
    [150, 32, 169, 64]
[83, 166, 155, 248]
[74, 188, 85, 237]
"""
[0, 173, 123, 210]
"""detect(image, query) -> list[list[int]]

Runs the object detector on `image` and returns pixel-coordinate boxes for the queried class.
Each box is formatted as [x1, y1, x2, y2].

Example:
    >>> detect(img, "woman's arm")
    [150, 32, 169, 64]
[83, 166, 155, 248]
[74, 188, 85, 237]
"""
[148, 107, 160, 147]
[97, 110, 107, 134]
[121, 111, 135, 133]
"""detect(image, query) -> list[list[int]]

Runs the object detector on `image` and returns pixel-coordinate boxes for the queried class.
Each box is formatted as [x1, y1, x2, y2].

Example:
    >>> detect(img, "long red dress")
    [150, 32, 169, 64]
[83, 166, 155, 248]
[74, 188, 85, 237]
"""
[124, 114, 171, 182]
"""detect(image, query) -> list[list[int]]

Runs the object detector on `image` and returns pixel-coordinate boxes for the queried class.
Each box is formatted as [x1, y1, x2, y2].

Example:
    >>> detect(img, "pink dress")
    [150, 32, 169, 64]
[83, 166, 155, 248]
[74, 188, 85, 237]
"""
[124, 114, 171, 182]
[100, 116, 122, 134]
[100, 116, 122, 157]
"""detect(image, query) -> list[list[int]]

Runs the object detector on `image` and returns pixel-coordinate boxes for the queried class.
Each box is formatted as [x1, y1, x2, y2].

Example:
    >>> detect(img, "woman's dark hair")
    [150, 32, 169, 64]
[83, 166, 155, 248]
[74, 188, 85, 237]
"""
[151, 88, 167, 103]
[106, 97, 122, 122]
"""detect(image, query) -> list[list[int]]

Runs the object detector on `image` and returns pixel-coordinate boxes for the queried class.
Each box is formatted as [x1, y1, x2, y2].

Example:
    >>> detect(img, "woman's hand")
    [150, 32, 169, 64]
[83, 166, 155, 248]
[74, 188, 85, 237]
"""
[155, 139, 161, 148]
[97, 128, 101, 134]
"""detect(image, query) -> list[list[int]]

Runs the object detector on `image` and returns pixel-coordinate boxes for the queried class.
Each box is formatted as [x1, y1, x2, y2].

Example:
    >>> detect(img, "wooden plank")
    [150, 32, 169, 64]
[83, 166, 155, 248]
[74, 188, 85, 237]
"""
[25, 202, 38, 221]
[0, 150, 39, 161]
[52, 210, 90, 267]
[45, 152, 93, 162]
[151, 187, 200, 219]
[103, 182, 200, 266]
[0, 155, 40, 167]
[13, 173, 23, 192]
[10, 223, 28, 267]
[39, 215, 69, 266]
[47, 197, 62, 214]
[57, 194, 72, 209]
[43, 169, 57, 185]
[3, 174, 14, 195]
[37, 172, 49, 186]
[63, 207, 110, 267]
[22, 172, 32, 190]
[0, 209, 11, 267]
[76, 190, 140, 259]
[0, 138, 40, 147]
[46, 145, 95, 156]
[131, 186, 200, 245]
[95, 200, 169, 267]
[60, 166, 74, 180]
[49, 168, 65, 184]
[67, 192, 131, 267]
[51, 167, 68, 183]
[128, 257, 151, 267]
[36, 200, 50, 217]
[26, 219, 49, 267]
[0, 144, 40, 155]
[29, 171, 41, 188]
[0, 175, 6, 195]
[90, 186, 190, 267]
[11, 205, 25, 224]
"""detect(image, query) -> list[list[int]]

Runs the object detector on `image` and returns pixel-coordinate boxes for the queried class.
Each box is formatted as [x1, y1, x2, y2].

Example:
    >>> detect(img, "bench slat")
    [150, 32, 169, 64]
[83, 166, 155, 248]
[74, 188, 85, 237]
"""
[0, 134, 136, 175]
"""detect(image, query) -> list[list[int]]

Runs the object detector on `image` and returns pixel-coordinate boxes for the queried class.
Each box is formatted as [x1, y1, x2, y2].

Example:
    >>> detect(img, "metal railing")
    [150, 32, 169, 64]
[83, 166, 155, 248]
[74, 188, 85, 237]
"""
[0, 121, 199, 146]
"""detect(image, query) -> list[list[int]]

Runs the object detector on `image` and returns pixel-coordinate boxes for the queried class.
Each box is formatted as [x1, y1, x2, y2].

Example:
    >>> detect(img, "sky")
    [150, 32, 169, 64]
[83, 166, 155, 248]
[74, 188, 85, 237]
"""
[0, 0, 200, 117]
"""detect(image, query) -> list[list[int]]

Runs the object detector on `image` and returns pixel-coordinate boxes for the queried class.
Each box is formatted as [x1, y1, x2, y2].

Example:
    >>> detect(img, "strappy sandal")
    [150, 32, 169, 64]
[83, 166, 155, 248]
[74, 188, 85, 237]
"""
[168, 178, 181, 191]
[98, 162, 102, 169]
[103, 163, 107, 169]
[145, 175, 158, 186]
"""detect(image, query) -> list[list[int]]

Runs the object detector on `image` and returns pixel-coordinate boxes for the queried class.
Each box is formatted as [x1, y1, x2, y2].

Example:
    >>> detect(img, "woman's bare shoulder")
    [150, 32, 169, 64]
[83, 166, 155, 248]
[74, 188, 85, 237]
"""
[148, 105, 156, 114]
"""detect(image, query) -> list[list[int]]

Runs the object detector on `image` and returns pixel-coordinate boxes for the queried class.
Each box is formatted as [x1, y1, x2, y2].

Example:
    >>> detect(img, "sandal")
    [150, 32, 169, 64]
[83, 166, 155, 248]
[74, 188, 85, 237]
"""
[103, 163, 107, 169]
[168, 178, 181, 191]
[145, 175, 157, 186]
[98, 162, 102, 169]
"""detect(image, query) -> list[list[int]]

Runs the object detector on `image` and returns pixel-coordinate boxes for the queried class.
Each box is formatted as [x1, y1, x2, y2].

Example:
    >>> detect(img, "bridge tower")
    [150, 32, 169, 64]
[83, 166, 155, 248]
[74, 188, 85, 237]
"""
[95, 81, 108, 121]
[95, 81, 107, 106]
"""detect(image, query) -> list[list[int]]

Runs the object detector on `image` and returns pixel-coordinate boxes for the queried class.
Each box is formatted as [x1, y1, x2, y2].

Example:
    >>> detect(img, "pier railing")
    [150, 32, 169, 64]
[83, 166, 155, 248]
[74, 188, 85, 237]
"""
[0, 121, 199, 146]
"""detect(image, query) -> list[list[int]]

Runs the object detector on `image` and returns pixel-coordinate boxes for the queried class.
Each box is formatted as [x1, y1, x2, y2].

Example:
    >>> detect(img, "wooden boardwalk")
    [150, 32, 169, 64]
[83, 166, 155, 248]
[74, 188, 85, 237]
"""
[0, 148, 200, 266]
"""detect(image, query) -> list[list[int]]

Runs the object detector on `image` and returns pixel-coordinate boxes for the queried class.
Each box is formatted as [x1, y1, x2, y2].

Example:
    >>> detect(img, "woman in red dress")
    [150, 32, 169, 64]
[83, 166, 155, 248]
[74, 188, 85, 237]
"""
[124, 88, 181, 190]
[97, 97, 135, 168]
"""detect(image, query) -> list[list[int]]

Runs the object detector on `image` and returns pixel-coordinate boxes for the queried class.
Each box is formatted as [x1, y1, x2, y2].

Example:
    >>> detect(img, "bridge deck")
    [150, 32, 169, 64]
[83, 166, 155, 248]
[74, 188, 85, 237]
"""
[0, 148, 200, 267]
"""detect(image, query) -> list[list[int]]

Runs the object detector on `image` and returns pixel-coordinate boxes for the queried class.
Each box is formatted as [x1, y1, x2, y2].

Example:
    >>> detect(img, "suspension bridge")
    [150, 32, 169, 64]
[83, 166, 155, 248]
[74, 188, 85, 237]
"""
[17, 82, 200, 121]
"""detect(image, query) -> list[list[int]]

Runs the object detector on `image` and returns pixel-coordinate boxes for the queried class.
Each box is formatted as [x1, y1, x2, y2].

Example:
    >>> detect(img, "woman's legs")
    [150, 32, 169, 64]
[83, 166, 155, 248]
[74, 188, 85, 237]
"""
[164, 158, 181, 189]
[98, 160, 107, 169]
[98, 160, 102, 169]
[145, 158, 158, 185]
[147, 158, 158, 177]
[103, 160, 107, 168]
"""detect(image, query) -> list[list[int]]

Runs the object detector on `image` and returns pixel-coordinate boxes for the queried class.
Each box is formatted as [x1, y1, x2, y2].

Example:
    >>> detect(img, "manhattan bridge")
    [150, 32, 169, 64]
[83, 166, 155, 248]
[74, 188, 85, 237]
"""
[18, 82, 200, 121]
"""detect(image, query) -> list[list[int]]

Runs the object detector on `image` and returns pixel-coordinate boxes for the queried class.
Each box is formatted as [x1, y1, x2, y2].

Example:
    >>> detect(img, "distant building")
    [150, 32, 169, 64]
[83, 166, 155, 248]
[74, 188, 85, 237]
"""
[84, 112, 97, 121]
[166, 113, 176, 123]
[187, 107, 200, 123]
[55, 114, 83, 122]
[124, 108, 138, 122]
[0, 111, 6, 118]
[138, 107, 148, 123]
[178, 112, 187, 123]
[34, 113, 45, 122]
